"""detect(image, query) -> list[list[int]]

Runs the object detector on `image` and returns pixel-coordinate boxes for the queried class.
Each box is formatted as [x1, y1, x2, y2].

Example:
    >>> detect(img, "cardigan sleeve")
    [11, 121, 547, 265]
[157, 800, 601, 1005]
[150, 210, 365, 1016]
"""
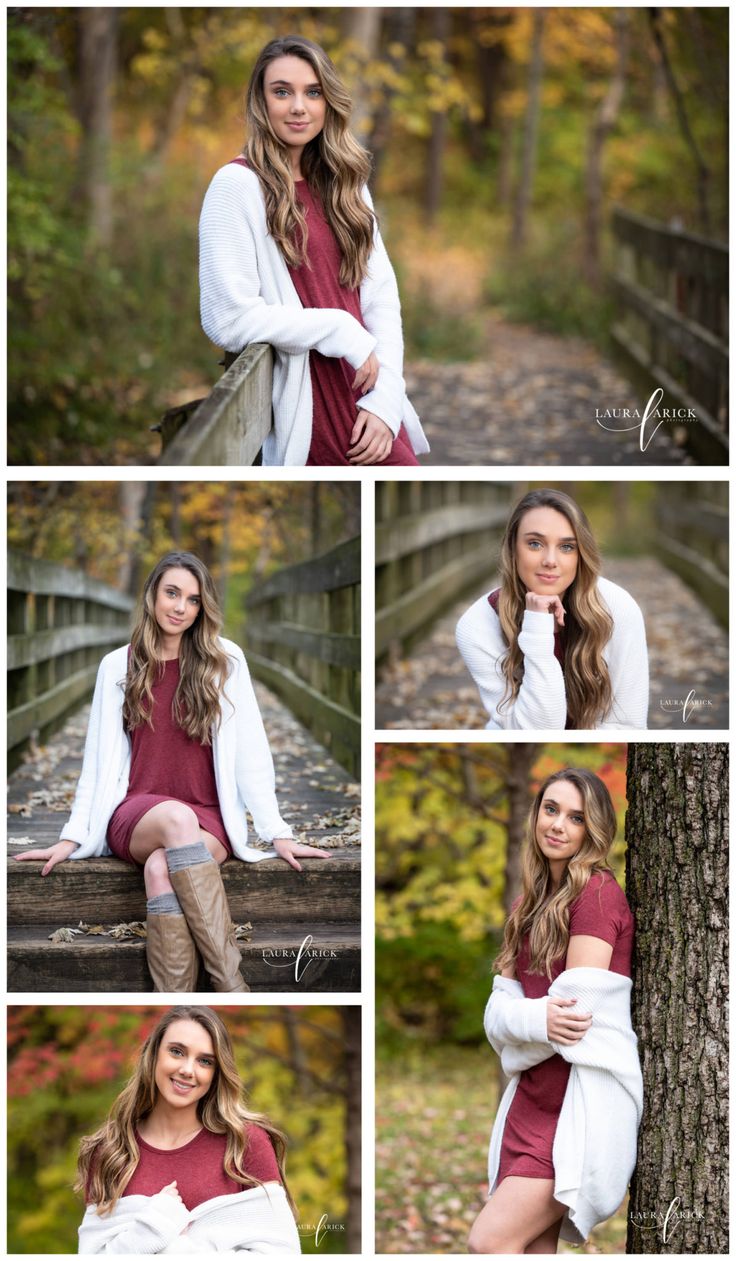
[456, 595, 568, 729]
[227, 648, 293, 843]
[59, 656, 107, 850]
[78, 1193, 190, 1254]
[185, 1184, 301, 1254]
[354, 192, 407, 436]
[199, 165, 376, 367]
[597, 585, 649, 729]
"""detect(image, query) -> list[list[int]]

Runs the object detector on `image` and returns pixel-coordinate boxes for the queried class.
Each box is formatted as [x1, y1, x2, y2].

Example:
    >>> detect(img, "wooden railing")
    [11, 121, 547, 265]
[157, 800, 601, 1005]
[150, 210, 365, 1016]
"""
[611, 208, 728, 464]
[244, 538, 360, 776]
[8, 554, 134, 768]
[654, 482, 728, 627]
[157, 344, 273, 466]
[375, 482, 513, 660]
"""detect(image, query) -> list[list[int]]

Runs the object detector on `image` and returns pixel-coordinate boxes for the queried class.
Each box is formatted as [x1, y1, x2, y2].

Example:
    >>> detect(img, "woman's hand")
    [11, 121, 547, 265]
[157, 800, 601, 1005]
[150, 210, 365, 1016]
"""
[159, 1180, 184, 1206]
[348, 411, 394, 465]
[272, 837, 332, 873]
[351, 351, 379, 394]
[14, 839, 78, 876]
[547, 997, 592, 1044]
[526, 591, 566, 628]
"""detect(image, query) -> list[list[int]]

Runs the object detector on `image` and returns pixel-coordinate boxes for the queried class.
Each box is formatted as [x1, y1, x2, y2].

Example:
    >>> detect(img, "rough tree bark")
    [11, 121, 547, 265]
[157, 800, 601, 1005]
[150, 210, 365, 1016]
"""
[583, 10, 630, 288]
[76, 8, 117, 251]
[625, 743, 728, 1254]
[510, 9, 545, 250]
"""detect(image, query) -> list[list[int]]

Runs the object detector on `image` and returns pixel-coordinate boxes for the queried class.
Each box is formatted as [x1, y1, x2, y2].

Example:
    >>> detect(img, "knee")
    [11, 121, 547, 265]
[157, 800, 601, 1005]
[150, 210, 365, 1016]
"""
[143, 847, 173, 896]
[468, 1222, 510, 1255]
[155, 801, 200, 845]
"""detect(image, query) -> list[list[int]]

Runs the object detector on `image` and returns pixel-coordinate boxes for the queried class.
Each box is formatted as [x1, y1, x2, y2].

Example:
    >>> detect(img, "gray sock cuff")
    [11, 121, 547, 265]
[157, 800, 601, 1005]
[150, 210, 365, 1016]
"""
[165, 841, 214, 873]
[146, 892, 183, 916]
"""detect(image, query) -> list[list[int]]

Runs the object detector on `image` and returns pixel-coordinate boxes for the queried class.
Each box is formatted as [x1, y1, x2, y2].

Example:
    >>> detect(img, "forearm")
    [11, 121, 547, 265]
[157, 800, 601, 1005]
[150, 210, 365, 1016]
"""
[457, 606, 567, 729]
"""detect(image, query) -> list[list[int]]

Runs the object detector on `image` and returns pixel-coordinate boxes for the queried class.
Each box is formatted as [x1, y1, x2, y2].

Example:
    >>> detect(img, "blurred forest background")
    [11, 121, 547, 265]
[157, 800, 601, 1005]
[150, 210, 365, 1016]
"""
[7, 480, 359, 634]
[375, 742, 630, 1253]
[8, 6, 728, 464]
[8, 1005, 358, 1254]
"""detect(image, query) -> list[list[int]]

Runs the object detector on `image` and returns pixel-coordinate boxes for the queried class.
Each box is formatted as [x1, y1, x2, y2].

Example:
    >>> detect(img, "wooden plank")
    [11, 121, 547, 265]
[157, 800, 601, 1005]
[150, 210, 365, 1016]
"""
[612, 277, 728, 375]
[246, 652, 360, 755]
[654, 536, 729, 628]
[375, 502, 507, 565]
[7, 923, 360, 993]
[8, 553, 134, 608]
[8, 665, 102, 748]
[376, 543, 493, 656]
[246, 623, 360, 668]
[612, 208, 728, 284]
[7, 852, 360, 925]
[158, 344, 274, 467]
[246, 537, 360, 603]
[8, 624, 129, 670]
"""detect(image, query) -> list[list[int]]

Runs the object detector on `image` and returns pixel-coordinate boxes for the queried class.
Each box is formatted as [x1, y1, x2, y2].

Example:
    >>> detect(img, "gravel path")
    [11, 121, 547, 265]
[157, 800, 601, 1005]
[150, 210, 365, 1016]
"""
[408, 319, 696, 466]
[375, 556, 728, 731]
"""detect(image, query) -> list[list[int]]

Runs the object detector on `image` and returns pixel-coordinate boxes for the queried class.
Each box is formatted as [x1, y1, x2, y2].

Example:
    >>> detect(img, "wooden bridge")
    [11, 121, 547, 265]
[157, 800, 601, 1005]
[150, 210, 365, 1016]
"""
[8, 549, 361, 993]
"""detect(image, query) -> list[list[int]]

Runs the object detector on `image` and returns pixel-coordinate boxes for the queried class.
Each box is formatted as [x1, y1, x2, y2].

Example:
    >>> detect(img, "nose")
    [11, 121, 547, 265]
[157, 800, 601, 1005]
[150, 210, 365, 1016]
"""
[542, 548, 556, 568]
[290, 94, 306, 114]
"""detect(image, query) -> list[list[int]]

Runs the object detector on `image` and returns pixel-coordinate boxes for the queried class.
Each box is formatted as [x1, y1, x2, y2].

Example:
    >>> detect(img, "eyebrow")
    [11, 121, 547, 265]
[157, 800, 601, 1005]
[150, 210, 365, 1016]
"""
[164, 584, 199, 595]
[168, 1040, 214, 1055]
[543, 797, 583, 811]
[522, 531, 577, 543]
[267, 78, 321, 89]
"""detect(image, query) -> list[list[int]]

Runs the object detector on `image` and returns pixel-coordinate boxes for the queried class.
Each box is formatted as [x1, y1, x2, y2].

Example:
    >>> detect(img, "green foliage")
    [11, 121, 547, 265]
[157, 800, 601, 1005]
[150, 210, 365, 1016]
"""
[8, 1006, 349, 1255]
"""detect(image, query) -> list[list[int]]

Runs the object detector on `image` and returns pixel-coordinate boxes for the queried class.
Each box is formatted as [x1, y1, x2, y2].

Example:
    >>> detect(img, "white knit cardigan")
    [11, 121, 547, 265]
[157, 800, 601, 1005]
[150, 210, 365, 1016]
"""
[484, 969, 643, 1244]
[456, 576, 649, 730]
[59, 640, 292, 862]
[78, 1183, 301, 1254]
[199, 161, 429, 465]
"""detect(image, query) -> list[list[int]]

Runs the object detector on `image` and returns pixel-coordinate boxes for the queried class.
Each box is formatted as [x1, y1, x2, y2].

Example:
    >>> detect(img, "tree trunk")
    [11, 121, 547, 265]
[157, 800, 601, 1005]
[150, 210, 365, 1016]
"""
[76, 8, 117, 251]
[648, 8, 712, 234]
[342, 1007, 362, 1254]
[370, 8, 415, 191]
[424, 8, 451, 225]
[340, 7, 383, 143]
[510, 9, 545, 251]
[118, 481, 146, 594]
[625, 743, 728, 1253]
[503, 744, 536, 915]
[583, 10, 629, 288]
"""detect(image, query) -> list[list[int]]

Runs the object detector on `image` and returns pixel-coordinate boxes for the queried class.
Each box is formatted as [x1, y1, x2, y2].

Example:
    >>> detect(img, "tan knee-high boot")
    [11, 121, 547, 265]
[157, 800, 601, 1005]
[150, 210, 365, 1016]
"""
[168, 861, 250, 992]
[146, 914, 201, 993]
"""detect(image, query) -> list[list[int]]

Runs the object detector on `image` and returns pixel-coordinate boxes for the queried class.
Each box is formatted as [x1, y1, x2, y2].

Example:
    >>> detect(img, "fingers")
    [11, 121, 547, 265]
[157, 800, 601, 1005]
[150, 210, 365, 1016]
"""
[284, 854, 303, 873]
[14, 849, 49, 862]
[349, 412, 367, 447]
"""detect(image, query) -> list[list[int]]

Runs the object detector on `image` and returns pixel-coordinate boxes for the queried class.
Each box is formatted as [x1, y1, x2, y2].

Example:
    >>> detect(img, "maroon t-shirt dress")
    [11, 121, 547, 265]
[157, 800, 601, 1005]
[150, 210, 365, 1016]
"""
[106, 657, 232, 866]
[87, 1125, 280, 1210]
[496, 870, 634, 1184]
[226, 158, 417, 466]
[488, 588, 572, 730]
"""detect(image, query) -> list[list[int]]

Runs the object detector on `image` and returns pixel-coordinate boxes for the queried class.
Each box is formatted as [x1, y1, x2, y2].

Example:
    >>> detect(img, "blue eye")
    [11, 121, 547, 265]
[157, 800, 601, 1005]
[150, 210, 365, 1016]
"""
[560, 543, 577, 553]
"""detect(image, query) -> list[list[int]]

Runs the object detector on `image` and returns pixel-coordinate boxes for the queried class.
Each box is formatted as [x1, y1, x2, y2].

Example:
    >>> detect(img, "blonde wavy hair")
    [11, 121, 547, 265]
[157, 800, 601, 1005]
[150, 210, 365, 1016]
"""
[122, 551, 231, 746]
[244, 35, 375, 288]
[76, 1006, 293, 1215]
[496, 489, 614, 729]
[495, 769, 617, 979]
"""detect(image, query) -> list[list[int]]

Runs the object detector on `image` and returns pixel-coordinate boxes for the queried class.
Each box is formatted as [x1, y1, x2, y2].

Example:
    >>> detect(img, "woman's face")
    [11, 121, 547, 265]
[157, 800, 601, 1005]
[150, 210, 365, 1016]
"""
[263, 55, 327, 155]
[535, 779, 587, 865]
[153, 567, 201, 638]
[154, 1018, 216, 1110]
[514, 506, 579, 599]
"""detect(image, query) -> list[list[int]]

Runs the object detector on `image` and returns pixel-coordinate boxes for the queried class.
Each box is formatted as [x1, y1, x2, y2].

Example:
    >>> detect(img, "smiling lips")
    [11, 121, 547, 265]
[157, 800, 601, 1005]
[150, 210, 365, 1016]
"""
[544, 834, 567, 847]
[171, 1078, 195, 1094]
[536, 573, 560, 583]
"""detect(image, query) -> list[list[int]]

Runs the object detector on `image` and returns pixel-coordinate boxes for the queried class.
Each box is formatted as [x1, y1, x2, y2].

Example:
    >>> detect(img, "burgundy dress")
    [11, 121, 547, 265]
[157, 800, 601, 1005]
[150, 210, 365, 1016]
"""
[488, 588, 572, 730]
[496, 871, 634, 1184]
[87, 1125, 280, 1210]
[106, 657, 232, 866]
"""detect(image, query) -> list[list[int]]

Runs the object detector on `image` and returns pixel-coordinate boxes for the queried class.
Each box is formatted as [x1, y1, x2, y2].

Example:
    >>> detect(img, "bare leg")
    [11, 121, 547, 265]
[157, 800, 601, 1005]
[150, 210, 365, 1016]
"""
[468, 1177, 565, 1255]
[128, 801, 227, 898]
[525, 1217, 563, 1254]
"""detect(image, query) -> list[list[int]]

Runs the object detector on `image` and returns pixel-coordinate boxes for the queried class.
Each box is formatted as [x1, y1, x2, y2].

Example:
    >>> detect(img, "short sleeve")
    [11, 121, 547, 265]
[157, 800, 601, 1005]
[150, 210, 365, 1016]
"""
[242, 1125, 281, 1184]
[568, 871, 626, 948]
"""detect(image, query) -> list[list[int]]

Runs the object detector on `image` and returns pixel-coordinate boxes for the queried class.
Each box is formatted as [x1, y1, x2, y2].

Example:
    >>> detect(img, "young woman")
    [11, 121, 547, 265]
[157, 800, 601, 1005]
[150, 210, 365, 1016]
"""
[15, 551, 328, 993]
[199, 34, 429, 467]
[77, 1006, 301, 1254]
[455, 488, 649, 729]
[472, 769, 642, 1254]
